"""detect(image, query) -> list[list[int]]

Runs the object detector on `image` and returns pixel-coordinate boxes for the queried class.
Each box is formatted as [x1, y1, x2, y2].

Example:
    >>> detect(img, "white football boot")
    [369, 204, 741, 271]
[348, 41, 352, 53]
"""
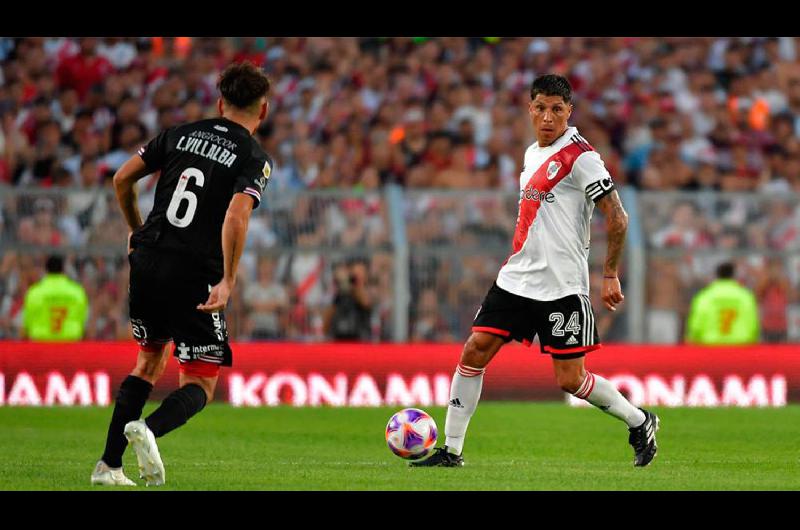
[123, 420, 166, 486]
[90, 460, 137, 486]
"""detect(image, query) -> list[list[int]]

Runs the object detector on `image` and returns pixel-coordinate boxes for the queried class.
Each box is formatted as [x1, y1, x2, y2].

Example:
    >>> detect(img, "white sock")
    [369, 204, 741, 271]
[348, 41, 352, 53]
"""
[444, 363, 485, 455]
[573, 371, 646, 428]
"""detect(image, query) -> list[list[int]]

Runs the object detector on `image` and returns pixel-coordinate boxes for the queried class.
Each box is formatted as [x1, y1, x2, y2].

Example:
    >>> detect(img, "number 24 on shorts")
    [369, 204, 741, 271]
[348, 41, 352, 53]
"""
[549, 311, 580, 336]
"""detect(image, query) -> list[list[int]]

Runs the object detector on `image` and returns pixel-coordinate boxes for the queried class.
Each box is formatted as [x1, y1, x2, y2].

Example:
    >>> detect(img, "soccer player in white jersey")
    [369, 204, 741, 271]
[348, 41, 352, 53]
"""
[412, 75, 660, 468]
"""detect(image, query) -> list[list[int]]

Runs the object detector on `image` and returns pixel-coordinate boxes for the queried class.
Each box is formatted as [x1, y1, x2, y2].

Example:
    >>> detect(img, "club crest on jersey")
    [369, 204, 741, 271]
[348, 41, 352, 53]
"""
[546, 160, 561, 180]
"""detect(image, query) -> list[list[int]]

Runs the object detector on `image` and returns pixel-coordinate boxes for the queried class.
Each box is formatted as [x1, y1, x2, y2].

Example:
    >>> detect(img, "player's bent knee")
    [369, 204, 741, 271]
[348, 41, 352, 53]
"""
[555, 370, 584, 394]
[461, 333, 501, 368]
[132, 348, 169, 383]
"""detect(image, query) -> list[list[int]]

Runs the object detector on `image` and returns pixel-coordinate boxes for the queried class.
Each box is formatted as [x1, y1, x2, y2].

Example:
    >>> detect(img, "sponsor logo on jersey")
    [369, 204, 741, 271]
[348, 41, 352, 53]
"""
[566, 335, 578, 345]
[188, 129, 237, 150]
[189, 344, 225, 355]
[211, 311, 225, 341]
[262, 160, 271, 180]
[520, 188, 556, 203]
[176, 341, 225, 362]
[207, 284, 226, 341]
[546, 160, 562, 180]
[213, 125, 229, 132]
[177, 342, 192, 361]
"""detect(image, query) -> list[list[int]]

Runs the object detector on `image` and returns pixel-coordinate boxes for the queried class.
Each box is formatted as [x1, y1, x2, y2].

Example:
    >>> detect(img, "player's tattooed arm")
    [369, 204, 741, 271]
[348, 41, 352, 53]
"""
[595, 190, 628, 311]
[596, 189, 628, 275]
[113, 155, 151, 231]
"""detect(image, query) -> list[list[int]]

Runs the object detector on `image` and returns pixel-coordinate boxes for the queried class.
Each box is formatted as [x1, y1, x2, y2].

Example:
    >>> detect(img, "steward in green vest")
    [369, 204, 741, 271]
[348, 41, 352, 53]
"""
[686, 262, 759, 345]
[23, 255, 88, 341]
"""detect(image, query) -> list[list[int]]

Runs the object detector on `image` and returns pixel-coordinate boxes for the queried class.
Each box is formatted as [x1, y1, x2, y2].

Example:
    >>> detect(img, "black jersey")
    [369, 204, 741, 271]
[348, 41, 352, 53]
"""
[131, 117, 272, 273]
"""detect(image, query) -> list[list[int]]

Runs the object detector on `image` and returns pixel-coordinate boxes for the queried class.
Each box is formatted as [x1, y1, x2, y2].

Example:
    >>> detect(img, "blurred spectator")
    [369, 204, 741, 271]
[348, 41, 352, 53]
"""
[22, 254, 88, 341]
[243, 257, 289, 340]
[55, 38, 114, 102]
[685, 262, 760, 345]
[411, 288, 456, 342]
[755, 258, 791, 342]
[651, 201, 713, 249]
[16, 197, 65, 246]
[646, 258, 683, 344]
[324, 259, 372, 341]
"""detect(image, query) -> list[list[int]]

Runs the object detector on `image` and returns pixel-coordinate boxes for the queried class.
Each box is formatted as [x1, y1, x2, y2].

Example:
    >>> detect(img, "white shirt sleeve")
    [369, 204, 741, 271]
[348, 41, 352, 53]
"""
[572, 151, 616, 202]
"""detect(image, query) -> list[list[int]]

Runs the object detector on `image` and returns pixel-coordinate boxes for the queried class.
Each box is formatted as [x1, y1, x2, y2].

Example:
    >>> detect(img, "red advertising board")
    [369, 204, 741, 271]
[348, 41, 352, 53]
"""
[0, 342, 799, 407]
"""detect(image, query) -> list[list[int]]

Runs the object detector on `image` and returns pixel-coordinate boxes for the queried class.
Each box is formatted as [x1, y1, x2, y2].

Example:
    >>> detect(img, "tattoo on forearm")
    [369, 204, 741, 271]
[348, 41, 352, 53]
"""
[597, 191, 628, 275]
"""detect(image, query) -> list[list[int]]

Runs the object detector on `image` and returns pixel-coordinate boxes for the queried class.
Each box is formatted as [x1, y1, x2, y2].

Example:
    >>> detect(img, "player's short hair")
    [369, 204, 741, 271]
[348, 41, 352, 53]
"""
[218, 61, 271, 113]
[716, 261, 735, 279]
[45, 255, 64, 274]
[530, 74, 573, 104]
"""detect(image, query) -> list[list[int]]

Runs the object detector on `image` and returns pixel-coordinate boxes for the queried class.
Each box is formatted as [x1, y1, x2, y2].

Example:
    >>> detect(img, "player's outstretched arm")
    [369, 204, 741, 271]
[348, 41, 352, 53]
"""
[595, 190, 629, 312]
[113, 155, 152, 234]
[197, 193, 254, 314]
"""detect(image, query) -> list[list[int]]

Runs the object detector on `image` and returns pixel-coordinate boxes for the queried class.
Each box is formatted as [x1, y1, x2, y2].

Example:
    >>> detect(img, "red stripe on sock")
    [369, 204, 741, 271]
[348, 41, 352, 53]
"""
[584, 372, 596, 398]
[457, 363, 484, 377]
[575, 372, 596, 399]
[574, 373, 591, 398]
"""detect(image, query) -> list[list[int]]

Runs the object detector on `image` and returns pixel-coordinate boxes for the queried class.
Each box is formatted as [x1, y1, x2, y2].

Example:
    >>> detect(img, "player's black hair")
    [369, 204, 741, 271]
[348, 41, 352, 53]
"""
[716, 262, 735, 279]
[530, 74, 573, 104]
[218, 61, 271, 112]
[45, 255, 64, 274]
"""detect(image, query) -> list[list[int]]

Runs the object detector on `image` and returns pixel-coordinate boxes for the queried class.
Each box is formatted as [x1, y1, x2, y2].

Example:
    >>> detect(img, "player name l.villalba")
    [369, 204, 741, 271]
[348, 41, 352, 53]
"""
[174, 135, 238, 168]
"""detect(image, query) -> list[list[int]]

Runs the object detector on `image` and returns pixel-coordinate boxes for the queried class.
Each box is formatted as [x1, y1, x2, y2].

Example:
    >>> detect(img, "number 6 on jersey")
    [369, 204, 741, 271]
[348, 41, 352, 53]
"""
[166, 167, 205, 227]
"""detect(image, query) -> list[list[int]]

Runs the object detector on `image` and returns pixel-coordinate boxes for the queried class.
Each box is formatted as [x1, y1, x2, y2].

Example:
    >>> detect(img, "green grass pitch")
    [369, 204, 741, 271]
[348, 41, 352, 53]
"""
[1, 403, 799, 490]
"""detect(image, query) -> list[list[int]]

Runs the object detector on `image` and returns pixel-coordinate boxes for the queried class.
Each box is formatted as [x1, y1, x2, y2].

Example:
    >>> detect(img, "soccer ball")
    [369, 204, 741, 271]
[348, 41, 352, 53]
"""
[385, 408, 438, 460]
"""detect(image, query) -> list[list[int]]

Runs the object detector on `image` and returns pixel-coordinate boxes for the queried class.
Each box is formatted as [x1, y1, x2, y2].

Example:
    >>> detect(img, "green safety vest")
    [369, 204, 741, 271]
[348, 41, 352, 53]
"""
[23, 274, 89, 341]
[685, 279, 760, 345]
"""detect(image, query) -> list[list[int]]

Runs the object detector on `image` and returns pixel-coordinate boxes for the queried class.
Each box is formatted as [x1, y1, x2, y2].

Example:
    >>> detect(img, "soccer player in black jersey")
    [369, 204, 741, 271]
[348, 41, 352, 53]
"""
[91, 62, 273, 487]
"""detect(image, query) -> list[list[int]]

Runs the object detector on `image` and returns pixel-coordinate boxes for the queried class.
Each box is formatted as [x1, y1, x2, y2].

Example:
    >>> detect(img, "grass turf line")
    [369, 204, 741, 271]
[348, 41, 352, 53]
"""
[1, 403, 798, 490]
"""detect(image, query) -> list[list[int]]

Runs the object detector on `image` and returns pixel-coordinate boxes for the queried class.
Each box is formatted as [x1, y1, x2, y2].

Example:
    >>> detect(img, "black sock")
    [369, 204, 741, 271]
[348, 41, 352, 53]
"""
[144, 384, 207, 438]
[101, 375, 153, 468]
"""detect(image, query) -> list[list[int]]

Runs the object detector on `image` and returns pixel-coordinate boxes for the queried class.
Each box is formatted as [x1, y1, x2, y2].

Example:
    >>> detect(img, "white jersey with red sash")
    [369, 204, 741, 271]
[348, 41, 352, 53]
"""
[496, 126, 615, 301]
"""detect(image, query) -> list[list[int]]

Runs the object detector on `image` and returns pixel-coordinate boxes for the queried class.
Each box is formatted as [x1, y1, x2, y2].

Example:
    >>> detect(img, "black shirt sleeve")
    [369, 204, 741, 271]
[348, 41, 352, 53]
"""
[234, 150, 272, 209]
[137, 128, 171, 172]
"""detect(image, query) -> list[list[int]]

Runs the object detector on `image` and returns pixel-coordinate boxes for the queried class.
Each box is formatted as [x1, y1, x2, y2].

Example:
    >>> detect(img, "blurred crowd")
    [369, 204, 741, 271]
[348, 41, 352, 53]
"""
[2, 36, 800, 343]
[642, 193, 800, 343]
[3, 37, 800, 192]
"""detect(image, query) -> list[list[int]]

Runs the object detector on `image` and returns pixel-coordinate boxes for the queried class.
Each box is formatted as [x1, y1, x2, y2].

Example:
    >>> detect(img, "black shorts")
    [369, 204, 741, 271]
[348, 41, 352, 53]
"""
[128, 246, 232, 367]
[472, 282, 601, 358]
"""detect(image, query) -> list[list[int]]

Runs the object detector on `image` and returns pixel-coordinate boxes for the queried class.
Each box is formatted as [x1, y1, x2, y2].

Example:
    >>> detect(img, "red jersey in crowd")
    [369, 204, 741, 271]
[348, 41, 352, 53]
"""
[56, 52, 114, 101]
